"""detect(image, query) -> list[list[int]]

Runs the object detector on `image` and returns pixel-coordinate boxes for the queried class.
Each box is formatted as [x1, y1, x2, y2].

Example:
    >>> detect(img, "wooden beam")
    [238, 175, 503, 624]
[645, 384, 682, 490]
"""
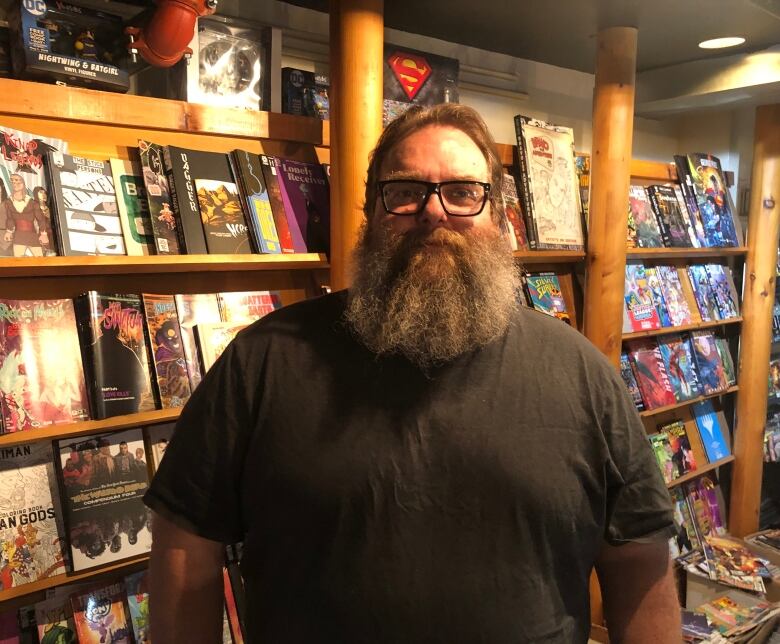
[582, 27, 638, 367]
[329, 0, 384, 291]
[730, 104, 780, 536]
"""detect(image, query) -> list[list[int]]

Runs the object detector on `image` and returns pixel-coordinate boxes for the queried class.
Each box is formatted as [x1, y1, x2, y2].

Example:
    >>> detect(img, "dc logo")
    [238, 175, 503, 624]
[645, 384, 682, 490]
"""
[289, 70, 305, 88]
[23, 0, 46, 16]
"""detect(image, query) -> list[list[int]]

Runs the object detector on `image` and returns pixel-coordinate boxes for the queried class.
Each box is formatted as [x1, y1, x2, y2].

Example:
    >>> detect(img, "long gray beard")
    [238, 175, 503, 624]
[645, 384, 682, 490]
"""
[345, 223, 521, 369]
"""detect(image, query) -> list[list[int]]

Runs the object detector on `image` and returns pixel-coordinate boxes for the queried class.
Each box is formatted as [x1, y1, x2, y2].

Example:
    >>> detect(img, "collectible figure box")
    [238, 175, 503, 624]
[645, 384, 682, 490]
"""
[281, 67, 329, 119]
[9, 0, 129, 92]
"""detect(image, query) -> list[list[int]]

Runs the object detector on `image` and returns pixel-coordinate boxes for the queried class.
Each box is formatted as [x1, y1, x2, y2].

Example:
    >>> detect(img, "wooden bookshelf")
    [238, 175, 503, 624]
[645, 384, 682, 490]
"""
[0, 408, 180, 450]
[667, 455, 736, 489]
[622, 317, 742, 340]
[513, 250, 586, 264]
[626, 247, 748, 260]
[640, 385, 739, 417]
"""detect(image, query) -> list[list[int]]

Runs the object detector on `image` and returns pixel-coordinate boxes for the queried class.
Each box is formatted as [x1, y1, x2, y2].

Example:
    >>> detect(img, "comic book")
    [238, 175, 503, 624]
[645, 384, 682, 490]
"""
[625, 339, 676, 409]
[715, 337, 736, 387]
[35, 596, 76, 644]
[673, 185, 702, 248]
[628, 185, 663, 248]
[45, 152, 125, 256]
[687, 265, 721, 322]
[705, 264, 740, 319]
[655, 265, 694, 327]
[0, 126, 66, 257]
[673, 155, 708, 248]
[624, 264, 661, 331]
[661, 420, 697, 476]
[619, 352, 645, 411]
[705, 536, 768, 593]
[0, 441, 66, 590]
[656, 334, 701, 402]
[276, 158, 330, 255]
[217, 291, 282, 323]
[648, 432, 675, 483]
[229, 150, 282, 254]
[692, 400, 730, 462]
[644, 267, 672, 327]
[160, 146, 207, 255]
[71, 582, 132, 643]
[670, 487, 700, 557]
[691, 331, 729, 395]
[195, 322, 248, 372]
[55, 428, 151, 571]
[74, 292, 155, 419]
[138, 140, 180, 255]
[144, 422, 175, 473]
[141, 294, 191, 409]
[524, 273, 570, 323]
[513, 115, 584, 250]
[501, 172, 529, 251]
[259, 155, 294, 254]
[125, 570, 150, 643]
[0, 298, 89, 433]
[646, 184, 691, 248]
[174, 293, 222, 391]
[109, 156, 155, 256]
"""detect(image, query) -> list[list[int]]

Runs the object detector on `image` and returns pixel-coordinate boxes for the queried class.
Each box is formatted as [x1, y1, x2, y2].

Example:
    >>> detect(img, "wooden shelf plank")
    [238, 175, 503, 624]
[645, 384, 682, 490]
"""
[627, 247, 748, 260]
[0, 555, 149, 605]
[640, 385, 739, 418]
[623, 317, 742, 340]
[0, 78, 329, 145]
[513, 250, 586, 264]
[0, 408, 180, 449]
[667, 455, 735, 489]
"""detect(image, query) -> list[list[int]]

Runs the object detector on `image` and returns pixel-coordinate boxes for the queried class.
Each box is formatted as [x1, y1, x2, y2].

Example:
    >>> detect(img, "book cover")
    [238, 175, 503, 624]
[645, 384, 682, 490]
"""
[160, 146, 208, 254]
[74, 292, 155, 419]
[196, 177, 252, 255]
[0, 299, 89, 433]
[645, 184, 691, 248]
[691, 331, 729, 394]
[0, 126, 65, 257]
[45, 152, 125, 256]
[656, 334, 701, 402]
[670, 487, 700, 557]
[174, 293, 222, 391]
[644, 267, 672, 327]
[56, 428, 151, 571]
[626, 339, 677, 409]
[259, 155, 294, 254]
[619, 352, 645, 411]
[687, 265, 721, 322]
[272, 157, 306, 252]
[500, 172, 529, 251]
[277, 157, 330, 255]
[673, 155, 708, 248]
[662, 419, 697, 476]
[142, 294, 192, 409]
[628, 185, 663, 248]
[513, 115, 584, 250]
[705, 264, 740, 319]
[714, 336, 737, 386]
[648, 432, 675, 483]
[673, 185, 702, 248]
[195, 322, 248, 372]
[109, 157, 155, 256]
[0, 441, 66, 590]
[125, 570, 150, 643]
[138, 140, 180, 255]
[71, 582, 132, 643]
[217, 291, 282, 323]
[684, 153, 742, 247]
[35, 596, 76, 644]
[692, 399, 730, 462]
[229, 150, 282, 254]
[705, 536, 767, 593]
[624, 264, 661, 331]
[656, 265, 694, 327]
[144, 421, 175, 473]
[524, 273, 570, 323]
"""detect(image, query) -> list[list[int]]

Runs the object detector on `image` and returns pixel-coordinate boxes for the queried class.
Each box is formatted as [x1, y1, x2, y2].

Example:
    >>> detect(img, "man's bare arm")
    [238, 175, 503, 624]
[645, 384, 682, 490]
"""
[595, 539, 682, 643]
[149, 511, 225, 644]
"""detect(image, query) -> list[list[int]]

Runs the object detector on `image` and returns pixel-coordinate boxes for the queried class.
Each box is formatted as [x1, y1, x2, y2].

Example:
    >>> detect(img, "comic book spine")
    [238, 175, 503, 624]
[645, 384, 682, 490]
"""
[513, 116, 540, 249]
[645, 185, 672, 248]
[260, 155, 295, 254]
[163, 147, 209, 255]
[673, 155, 707, 247]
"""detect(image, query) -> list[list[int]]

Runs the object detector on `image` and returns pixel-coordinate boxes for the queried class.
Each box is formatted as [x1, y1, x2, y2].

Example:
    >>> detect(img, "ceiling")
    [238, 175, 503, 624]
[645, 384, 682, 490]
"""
[282, 0, 780, 74]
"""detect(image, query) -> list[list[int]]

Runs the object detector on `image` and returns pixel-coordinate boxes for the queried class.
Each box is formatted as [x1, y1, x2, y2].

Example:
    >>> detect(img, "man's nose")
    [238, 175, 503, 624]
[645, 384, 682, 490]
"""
[417, 190, 448, 228]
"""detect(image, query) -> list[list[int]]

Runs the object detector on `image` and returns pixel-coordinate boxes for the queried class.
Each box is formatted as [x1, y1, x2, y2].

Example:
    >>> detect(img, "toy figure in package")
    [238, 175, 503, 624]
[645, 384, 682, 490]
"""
[9, 0, 129, 92]
[282, 67, 330, 119]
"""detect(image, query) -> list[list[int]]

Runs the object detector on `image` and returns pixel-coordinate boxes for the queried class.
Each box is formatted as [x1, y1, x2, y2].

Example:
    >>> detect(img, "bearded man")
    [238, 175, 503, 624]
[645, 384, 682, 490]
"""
[146, 104, 680, 643]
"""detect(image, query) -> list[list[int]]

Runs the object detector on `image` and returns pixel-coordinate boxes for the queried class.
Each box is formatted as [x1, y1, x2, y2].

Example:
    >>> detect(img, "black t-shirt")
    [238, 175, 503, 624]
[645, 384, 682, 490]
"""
[145, 291, 674, 643]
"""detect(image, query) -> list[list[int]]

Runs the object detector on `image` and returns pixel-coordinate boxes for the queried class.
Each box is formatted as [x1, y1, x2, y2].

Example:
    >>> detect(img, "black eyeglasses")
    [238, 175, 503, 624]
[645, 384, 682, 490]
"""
[378, 180, 491, 217]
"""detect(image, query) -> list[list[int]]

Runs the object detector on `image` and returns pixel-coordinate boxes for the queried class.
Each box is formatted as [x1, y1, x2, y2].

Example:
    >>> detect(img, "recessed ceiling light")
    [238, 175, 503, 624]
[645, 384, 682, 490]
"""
[699, 37, 746, 49]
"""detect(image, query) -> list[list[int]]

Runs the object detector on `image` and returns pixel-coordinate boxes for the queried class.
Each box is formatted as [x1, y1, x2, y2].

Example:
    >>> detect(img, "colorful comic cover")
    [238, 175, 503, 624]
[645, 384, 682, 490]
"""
[45, 152, 125, 256]
[259, 155, 294, 254]
[125, 570, 150, 643]
[195, 177, 252, 255]
[35, 596, 76, 644]
[624, 264, 661, 331]
[0, 126, 66, 257]
[714, 336, 736, 386]
[71, 582, 132, 643]
[144, 422, 175, 473]
[697, 591, 770, 635]
[687, 475, 726, 538]
[626, 339, 677, 409]
[684, 153, 742, 247]
[74, 292, 155, 419]
[692, 400, 730, 462]
[680, 611, 714, 640]
[174, 293, 222, 391]
[673, 185, 702, 248]
[229, 150, 282, 254]
[628, 185, 663, 248]
[687, 265, 721, 322]
[217, 291, 282, 323]
[705, 264, 740, 319]
[524, 273, 570, 323]
[670, 487, 700, 557]
[657, 334, 701, 402]
[141, 294, 191, 409]
[661, 420, 697, 476]
[271, 157, 306, 252]
[705, 536, 767, 593]
[109, 157, 155, 256]
[646, 184, 691, 248]
[138, 140, 180, 255]
[619, 352, 644, 411]
[501, 172, 529, 251]
[0, 299, 89, 433]
[656, 265, 694, 327]
[0, 441, 66, 590]
[644, 267, 672, 327]
[277, 158, 330, 255]
[648, 432, 675, 483]
[55, 428, 151, 571]
[195, 322, 248, 373]
[691, 331, 729, 395]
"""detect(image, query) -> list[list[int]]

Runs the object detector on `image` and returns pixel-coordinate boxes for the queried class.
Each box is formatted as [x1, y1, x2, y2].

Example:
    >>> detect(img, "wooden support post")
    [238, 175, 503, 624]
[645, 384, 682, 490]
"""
[329, 0, 384, 291]
[729, 104, 780, 536]
[583, 27, 638, 367]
